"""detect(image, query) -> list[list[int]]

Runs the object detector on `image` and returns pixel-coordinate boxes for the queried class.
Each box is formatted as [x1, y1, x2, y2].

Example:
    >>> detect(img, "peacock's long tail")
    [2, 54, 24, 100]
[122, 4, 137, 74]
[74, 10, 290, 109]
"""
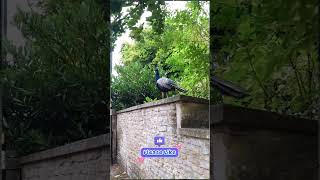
[173, 85, 187, 93]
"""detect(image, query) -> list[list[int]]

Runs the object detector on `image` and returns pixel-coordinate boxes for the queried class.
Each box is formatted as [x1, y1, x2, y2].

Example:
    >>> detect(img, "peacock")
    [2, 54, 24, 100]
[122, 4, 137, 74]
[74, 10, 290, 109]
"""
[155, 65, 187, 98]
[211, 76, 249, 99]
[211, 61, 249, 99]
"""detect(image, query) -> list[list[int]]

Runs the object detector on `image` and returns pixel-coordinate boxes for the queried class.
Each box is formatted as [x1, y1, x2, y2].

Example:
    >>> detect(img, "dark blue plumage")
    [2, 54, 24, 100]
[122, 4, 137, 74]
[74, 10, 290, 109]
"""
[155, 65, 187, 98]
[211, 76, 249, 98]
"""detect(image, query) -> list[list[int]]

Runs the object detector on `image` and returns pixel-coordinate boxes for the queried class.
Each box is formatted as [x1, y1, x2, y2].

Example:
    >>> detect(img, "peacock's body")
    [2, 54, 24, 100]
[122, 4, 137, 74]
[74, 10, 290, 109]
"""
[155, 65, 187, 98]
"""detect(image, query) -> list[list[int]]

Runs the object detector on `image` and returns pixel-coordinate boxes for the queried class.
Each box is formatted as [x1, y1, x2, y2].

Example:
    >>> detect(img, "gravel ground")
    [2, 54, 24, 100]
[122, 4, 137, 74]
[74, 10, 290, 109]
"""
[110, 164, 130, 180]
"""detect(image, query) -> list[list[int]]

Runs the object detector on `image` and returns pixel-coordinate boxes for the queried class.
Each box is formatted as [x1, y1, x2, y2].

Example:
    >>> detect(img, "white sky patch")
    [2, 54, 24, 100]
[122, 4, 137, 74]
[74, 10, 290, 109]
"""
[111, 1, 209, 76]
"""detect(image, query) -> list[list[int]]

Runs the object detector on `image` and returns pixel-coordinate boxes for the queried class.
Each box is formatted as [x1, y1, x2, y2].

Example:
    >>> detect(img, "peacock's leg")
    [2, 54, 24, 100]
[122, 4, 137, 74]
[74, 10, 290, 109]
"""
[161, 92, 164, 99]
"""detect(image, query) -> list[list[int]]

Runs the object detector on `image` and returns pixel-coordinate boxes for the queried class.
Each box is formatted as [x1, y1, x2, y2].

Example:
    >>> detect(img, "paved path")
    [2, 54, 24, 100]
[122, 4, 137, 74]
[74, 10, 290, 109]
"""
[110, 164, 129, 180]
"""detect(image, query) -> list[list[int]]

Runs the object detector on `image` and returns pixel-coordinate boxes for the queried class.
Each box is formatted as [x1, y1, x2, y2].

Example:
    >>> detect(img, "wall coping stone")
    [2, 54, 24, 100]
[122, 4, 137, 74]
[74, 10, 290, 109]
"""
[177, 128, 210, 139]
[211, 104, 317, 134]
[19, 133, 110, 165]
[116, 95, 209, 114]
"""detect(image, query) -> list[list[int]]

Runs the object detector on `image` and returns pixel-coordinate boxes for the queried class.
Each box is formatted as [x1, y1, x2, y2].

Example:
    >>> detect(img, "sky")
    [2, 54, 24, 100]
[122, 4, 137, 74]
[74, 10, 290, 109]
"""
[111, 1, 209, 76]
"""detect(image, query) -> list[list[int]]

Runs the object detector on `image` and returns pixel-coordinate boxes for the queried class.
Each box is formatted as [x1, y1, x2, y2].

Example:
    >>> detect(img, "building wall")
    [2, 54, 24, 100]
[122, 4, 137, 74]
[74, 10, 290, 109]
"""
[115, 95, 210, 179]
[211, 104, 318, 180]
[19, 134, 110, 180]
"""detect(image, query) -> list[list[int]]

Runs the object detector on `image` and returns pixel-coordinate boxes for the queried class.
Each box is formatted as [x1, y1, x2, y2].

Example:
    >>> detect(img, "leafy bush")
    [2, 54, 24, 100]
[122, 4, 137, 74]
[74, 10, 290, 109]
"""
[112, 62, 160, 110]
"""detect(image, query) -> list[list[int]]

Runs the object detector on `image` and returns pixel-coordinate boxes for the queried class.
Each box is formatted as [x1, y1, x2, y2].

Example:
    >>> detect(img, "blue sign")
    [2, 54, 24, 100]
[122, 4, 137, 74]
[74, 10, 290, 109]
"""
[141, 148, 179, 158]
[154, 136, 165, 146]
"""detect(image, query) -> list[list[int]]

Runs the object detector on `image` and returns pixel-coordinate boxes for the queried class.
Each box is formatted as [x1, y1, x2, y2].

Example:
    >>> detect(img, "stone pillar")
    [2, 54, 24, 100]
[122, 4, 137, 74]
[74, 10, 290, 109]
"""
[176, 101, 209, 129]
[0, 87, 3, 180]
[4, 150, 20, 180]
[210, 104, 224, 180]
[111, 109, 117, 164]
[0, 136, 3, 180]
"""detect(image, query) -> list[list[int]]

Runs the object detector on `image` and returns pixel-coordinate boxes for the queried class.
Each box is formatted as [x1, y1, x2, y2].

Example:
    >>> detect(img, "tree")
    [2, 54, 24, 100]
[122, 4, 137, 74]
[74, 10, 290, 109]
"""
[1, 0, 110, 154]
[211, 0, 319, 119]
[157, 2, 209, 99]
[112, 2, 210, 110]
[111, 0, 167, 45]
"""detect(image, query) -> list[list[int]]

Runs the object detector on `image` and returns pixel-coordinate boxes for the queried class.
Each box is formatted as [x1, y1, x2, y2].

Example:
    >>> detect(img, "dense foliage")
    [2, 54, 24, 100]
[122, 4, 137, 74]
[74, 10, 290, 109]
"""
[1, 0, 110, 154]
[111, 0, 166, 45]
[112, 2, 210, 110]
[211, 0, 319, 120]
[112, 62, 160, 110]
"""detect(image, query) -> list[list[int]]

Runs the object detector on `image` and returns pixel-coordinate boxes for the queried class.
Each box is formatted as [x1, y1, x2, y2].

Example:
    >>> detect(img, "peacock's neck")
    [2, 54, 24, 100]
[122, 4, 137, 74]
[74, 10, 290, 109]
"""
[155, 69, 160, 81]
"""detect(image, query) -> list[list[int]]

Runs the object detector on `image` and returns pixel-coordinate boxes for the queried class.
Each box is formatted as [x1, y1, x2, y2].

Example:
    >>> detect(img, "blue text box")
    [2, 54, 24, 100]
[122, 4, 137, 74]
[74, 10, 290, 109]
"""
[141, 148, 179, 158]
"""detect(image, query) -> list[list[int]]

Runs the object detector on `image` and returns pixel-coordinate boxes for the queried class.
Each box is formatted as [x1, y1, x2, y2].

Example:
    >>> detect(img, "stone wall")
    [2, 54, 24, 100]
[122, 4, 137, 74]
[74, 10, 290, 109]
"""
[18, 134, 110, 180]
[211, 104, 318, 180]
[115, 95, 210, 179]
